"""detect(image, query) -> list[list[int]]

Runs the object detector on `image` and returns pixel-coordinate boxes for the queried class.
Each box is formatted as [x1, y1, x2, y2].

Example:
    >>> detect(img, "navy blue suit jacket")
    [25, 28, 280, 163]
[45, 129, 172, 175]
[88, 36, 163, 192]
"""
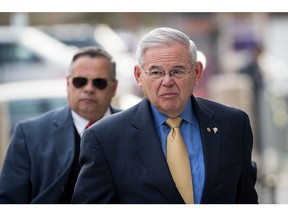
[72, 97, 258, 204]
[0, 105, 120, 203]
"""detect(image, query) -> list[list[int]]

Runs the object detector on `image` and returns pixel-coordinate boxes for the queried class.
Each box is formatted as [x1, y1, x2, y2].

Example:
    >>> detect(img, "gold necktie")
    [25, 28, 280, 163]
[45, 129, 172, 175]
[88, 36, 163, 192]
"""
[166, 117, 194, 204]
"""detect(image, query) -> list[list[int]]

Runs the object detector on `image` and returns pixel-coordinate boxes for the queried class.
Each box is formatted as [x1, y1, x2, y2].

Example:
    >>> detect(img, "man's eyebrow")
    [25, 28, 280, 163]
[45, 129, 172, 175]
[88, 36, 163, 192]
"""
[172, 65, 186, 69]
[147, 65, 187, 71]
[149, 65, 162, 70]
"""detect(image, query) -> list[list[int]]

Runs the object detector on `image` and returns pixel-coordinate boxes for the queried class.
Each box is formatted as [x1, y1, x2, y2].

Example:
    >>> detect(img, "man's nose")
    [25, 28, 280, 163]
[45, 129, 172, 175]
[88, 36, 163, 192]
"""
[161, 73, 175, 86]
[83, 80, 95, 91]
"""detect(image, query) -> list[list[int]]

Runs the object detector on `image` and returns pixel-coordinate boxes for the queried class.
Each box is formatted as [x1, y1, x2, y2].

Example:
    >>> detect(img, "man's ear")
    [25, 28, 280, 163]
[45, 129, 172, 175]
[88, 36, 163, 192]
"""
[194, 61, 204, 85]
[134, 65, 142, 87]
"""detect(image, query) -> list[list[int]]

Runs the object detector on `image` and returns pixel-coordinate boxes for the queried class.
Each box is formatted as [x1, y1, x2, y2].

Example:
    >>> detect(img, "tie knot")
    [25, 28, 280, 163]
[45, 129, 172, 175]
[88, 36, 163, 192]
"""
[166, 117, 182, 128]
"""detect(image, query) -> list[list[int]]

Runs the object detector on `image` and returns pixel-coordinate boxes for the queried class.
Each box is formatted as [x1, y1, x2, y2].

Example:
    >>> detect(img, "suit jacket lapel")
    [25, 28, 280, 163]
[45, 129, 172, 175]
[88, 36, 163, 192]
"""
[33, 106, 76, 203]
[53, 105, 118, 171]
[192, 97, 221, 203]
[52, 106, 75, 171]
[132, 99, 184, 204]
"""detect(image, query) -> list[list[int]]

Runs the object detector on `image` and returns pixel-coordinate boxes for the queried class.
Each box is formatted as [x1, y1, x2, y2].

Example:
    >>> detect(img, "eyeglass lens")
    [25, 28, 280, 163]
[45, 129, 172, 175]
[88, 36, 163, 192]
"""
[72, 77, 108, 90]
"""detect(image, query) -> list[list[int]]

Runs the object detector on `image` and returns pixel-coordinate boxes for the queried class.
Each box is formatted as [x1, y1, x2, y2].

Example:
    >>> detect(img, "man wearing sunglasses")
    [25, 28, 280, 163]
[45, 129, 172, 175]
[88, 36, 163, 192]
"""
[0, 47, 120, 203]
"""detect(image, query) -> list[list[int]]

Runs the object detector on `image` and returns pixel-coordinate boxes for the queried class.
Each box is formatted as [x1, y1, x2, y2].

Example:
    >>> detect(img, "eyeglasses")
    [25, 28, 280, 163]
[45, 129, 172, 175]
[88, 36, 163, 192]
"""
[144, 65, 194, 79]
[72, 77, 112, 90]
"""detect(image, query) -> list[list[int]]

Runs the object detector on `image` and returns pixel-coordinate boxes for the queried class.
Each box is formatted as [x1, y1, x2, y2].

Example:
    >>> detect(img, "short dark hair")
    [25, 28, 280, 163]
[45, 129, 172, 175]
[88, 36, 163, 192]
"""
[69, 46, 116, 79]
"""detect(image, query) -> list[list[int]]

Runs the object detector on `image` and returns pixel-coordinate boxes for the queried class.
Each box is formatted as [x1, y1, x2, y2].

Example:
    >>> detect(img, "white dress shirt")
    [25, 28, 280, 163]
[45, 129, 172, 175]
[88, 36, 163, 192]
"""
[71, 108, 111, 137]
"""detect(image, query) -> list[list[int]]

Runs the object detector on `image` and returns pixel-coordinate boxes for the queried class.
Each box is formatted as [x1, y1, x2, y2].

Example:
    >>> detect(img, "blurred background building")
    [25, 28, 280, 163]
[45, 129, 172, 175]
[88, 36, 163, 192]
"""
[1, 12, 288, 203]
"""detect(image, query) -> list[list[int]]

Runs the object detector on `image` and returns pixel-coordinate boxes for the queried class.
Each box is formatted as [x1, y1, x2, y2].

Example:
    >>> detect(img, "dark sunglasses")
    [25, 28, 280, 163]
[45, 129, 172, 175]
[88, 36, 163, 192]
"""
[72, 77, 111, 90]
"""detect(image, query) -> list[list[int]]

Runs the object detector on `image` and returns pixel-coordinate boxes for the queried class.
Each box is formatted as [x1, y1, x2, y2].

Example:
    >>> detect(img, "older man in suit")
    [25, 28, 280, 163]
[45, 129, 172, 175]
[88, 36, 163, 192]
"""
[72, 28, 258, 204]
[0, 47, 121, 203]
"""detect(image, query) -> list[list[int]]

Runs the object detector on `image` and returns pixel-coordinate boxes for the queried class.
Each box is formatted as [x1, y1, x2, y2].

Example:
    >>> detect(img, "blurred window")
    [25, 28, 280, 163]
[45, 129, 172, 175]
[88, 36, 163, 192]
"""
[0, 43, 42, 63]
[8, 98, 67, 134]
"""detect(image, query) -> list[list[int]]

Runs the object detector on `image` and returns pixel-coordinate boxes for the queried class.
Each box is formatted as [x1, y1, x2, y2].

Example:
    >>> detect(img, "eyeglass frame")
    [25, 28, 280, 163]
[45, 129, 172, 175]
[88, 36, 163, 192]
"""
[71, 76, 115, 90]
[142, 64, 194, 79]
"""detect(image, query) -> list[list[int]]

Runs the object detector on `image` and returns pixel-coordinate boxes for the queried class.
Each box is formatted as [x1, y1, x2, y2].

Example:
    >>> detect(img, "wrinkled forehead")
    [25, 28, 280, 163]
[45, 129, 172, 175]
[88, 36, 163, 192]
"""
[142, 43, 192, 66]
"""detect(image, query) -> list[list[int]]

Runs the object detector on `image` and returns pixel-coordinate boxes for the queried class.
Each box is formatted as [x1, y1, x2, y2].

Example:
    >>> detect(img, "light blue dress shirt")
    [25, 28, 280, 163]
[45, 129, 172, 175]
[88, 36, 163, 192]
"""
[150, 100, 205, 204]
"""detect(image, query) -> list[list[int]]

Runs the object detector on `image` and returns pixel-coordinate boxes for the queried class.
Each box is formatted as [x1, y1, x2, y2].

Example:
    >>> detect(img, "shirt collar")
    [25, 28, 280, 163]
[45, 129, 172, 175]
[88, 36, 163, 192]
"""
[71, 107, 111, 137]
[150, 99, 196, 128]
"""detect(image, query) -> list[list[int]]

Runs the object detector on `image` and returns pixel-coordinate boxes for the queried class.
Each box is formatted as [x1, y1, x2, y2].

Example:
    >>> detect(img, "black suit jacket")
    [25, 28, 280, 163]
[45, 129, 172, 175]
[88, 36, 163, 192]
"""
[72, 97, 258, 204]
[0, 105, 120, 204]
